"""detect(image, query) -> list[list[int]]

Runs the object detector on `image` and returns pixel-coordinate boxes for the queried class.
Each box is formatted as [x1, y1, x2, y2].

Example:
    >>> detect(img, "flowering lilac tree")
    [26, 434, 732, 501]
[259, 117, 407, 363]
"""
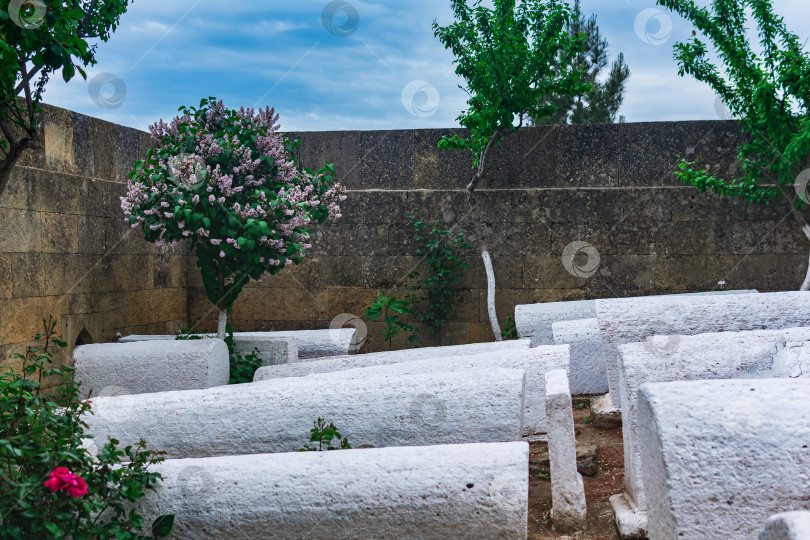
[122, 98, 345, 338]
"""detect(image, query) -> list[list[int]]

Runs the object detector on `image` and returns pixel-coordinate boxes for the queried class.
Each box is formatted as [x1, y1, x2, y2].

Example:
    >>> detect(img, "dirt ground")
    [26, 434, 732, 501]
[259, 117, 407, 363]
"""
[528, 398, 624, 540]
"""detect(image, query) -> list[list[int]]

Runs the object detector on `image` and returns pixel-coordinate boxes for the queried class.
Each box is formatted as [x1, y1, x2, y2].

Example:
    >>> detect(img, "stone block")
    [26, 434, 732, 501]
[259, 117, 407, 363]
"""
[558, 123, 619, 188]
[260, 344, 569, 440]
[613, 326, 810, 539]
[596, 291, 802, 410]
[92, 118, 116, 181]
[43, 105, 75, 174]
[74, 338, 229, 399]
[516, 299, 596, 346]
[638, 379, 810, 540]
[133, 442, 529, 539]
[298, 130, 362, 189]
[552, 318, 607, 395]
[258, 338, 531, 376]
[84, 368, 527, 459]
[760, 512, 810, 540]
[545, 369, 586, 533]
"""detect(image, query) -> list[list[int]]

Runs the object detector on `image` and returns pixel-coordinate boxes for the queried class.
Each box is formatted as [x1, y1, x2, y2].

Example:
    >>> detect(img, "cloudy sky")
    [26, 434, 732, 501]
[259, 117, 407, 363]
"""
[42, 0, 810, 133]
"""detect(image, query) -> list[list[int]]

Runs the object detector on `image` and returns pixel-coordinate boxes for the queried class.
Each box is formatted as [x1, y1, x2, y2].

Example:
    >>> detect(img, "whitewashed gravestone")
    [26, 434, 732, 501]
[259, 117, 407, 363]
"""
[289, 337, 531, 365]
[596, 291, 809, 411]
[515, 290, 757, 346]
[135, 442, 530, 539]
[84, 368, 527, 459]
[552, 318, 606, 395]
[73, 339, 229, 399]
[120, 328, 356, 360]
[612, 326, 810, 539]
[118, 333, 297, 365]
[760, 512, 810, 540]
[257, 345, 570, 440]
[638, 379, 810, 540]
[254, 339, 537, 380]
[545, 369, 586, 532]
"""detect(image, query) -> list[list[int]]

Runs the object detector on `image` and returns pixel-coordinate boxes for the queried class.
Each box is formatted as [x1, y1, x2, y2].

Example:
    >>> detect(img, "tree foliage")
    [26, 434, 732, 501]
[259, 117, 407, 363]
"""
[0, 0, 131, 193]
[658, 0, 810, 214]
[533, 0, 629, 125]
[122, 98, 345, 315]
[433, 0, 588, 190]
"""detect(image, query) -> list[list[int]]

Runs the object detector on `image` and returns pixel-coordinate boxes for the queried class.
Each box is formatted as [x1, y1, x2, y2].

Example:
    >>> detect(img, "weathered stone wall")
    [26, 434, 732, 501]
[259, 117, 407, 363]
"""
[0, 105, 187, 388]
[186, 122, 808, 352]
[2, 105, 805, 364]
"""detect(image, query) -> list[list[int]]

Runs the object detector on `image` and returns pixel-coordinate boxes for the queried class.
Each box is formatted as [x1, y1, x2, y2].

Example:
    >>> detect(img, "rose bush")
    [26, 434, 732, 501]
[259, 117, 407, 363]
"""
[0, 316, 172, 539]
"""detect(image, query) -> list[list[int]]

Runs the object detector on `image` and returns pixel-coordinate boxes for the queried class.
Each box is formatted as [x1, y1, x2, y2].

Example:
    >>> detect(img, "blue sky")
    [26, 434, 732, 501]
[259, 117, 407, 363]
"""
[43, 0, 810, 133]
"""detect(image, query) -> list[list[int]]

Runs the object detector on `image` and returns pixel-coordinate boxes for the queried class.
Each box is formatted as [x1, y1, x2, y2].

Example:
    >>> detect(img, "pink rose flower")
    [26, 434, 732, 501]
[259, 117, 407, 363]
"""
[44, 467, 88, 498]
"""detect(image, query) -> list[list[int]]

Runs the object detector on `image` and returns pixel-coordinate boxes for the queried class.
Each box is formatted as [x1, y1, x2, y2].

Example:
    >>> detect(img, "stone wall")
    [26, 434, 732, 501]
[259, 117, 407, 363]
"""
[186, 121, 808, 352]
[2, 105, 806, 365]
[0, 105, 187, 388]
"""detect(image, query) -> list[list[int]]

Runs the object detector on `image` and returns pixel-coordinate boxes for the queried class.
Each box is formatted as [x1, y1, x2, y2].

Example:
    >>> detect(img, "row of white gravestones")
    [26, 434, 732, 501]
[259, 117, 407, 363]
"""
[119, 328, 356, 361]
[515, 290, 758, 396]
[638, 379, 810, 540]
[133, 442, 530, 539]
[255, 345, 569, 440]
[596, 291, 810, 410]
[611, 326, 810, 539]
[514, 290, 758, 346]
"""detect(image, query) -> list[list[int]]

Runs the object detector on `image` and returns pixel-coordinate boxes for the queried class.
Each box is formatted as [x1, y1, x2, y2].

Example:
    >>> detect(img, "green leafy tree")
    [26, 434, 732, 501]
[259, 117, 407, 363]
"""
[0, 0, 131, 195]
[533, 0, 630, 125]
[657, 0, 810, 289]
[433, 0, 588, 339]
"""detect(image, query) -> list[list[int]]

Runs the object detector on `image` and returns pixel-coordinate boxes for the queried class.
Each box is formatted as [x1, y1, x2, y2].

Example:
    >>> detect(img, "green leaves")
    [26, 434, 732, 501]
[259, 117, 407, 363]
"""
[151, 515, 175, 538]
[365, 294, 420, 345]
[1, 317, 168, 539]
[407, 210, 472, 329]
[434, 0, 589, 181]
[298, 418, 352, 452]
[658, 0, 810, 215]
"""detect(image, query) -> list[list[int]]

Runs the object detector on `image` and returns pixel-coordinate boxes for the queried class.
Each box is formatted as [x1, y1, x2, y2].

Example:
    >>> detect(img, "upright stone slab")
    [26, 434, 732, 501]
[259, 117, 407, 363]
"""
[120, 328, 354, 360]
[289, 338, 531, 365]
[135, 442, 530, 539]
[552, 318, 606, 395]
[258, 345, 570, 439]
[516, 299, 596, 346]
[638, 379, 810, 540]
[84, 368, 526, 459]
[73, 339, 229, 399]
[760, 512, 810, 540]
[515, 290, 756, 346]
[596, 291, 804, 410]
[613, 326, 810, 539]
[254, 339, 534, 379]
[545, 369, 586, 532]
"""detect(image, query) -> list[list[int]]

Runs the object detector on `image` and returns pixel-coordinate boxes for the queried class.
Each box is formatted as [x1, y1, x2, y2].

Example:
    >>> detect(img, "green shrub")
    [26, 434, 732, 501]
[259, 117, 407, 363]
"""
[0, 316, 172, 539]
[298, 418, 351, 451]
[175, 321, 263, 384]
[501, 315, 518, 340]
[408, 211, 472, 330]
[365, 294, 419, 345]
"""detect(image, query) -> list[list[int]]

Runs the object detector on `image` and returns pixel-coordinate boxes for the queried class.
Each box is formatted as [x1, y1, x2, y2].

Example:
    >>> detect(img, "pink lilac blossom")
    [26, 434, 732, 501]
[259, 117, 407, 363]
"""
[121, 99, 344, 276]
